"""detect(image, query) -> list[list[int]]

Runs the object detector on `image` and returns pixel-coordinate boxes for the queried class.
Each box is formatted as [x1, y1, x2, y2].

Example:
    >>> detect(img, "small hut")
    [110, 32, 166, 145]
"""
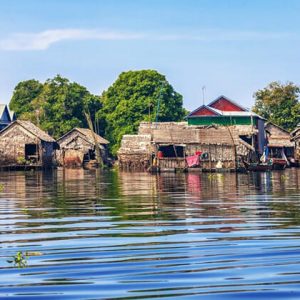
[57, 128, 109, 167]
[0, 120, 57, 168]
[291, 124, 300, 163]
[265, 122, 294, 160]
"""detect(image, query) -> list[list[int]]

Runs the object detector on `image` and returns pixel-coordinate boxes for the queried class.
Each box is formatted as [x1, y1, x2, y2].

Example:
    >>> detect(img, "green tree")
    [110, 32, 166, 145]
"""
[97, 70, 186, 155]
[9, 79, 43, 116]
[253, 81, 300, 131]
[39, 75, 101, 138]
[9, 75, 101, 139]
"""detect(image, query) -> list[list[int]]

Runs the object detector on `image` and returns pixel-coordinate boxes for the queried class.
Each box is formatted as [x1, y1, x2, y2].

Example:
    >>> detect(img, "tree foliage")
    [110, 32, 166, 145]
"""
[9, 75, 101, 139]
[253, 81, 300, 131]
[97, 70, 186, 155]
[10, 79, 43, 116]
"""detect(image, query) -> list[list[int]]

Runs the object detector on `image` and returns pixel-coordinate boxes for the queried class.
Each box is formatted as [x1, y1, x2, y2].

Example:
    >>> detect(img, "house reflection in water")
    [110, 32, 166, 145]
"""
[1, 169, 300, 228]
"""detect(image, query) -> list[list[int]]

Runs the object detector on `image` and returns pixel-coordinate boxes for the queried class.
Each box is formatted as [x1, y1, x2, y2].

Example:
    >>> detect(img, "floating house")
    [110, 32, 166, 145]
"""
[57, 128, 109, 167]
[291, 124, 300, 162]
[0, 104, 15, 130]
[187, 95, 266, 154]
[264, 122, 294, 169]
[118, 121, 257, 172]
[0, 120, 57, 168]
[118, 95, 269, 172]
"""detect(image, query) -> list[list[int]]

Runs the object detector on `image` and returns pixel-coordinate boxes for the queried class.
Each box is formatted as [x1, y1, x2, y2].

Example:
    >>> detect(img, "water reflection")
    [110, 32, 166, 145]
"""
[1, 169, 300, 299]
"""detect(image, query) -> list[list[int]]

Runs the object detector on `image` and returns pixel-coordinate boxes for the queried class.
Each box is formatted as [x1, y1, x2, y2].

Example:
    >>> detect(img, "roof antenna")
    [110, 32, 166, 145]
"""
[202, 86, 206, 105]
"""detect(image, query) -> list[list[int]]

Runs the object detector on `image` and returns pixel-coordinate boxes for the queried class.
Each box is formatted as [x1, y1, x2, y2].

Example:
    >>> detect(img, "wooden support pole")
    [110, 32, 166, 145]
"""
[84, 111, 104, 168]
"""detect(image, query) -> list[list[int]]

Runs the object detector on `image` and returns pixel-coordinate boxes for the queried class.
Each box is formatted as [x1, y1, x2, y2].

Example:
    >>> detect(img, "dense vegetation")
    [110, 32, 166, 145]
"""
[97, 70, 186, 154]
[10, 75, 101, 139]
[9, 70, 186, 154]
[11, 72, 299, 156]
[253, 81, 300, 131]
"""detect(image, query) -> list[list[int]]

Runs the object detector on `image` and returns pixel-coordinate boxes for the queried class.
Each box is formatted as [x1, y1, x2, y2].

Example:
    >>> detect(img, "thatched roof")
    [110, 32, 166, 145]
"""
[57, 128, 109, 145]
[265, 122, 293, 147]
[0, 120, 55, 142]
[75, 128, 109, 145]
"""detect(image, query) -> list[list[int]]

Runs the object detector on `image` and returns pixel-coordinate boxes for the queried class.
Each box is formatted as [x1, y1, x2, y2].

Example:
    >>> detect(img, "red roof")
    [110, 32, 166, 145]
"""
[208, 96, 246, 112]
[190, 106, 219, 116]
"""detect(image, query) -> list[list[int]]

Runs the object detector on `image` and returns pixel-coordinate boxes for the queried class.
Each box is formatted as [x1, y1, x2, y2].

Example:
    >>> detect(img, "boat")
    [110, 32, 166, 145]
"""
[243, 160, 273, 172]
[272, 158, 287, 170]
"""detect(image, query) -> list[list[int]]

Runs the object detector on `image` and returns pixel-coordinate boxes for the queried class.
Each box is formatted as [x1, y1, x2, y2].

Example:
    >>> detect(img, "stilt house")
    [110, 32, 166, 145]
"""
[57, 128, 109, 167]
[118, 122, 255, 172]
[265, 122, 294, 158]
[291, 124, 300, 162]
[118, 95, 266, 172]
[186, 95, 267, 154]
[0, 120, 57, 167]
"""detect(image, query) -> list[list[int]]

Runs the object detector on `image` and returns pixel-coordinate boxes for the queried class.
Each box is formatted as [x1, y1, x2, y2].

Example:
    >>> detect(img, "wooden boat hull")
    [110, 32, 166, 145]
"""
[244, 161, 272, 172]
[272, 159, 287, 170]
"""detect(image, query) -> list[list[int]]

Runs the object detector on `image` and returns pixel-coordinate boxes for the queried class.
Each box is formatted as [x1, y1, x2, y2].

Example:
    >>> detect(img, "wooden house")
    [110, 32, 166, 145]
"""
[291, 124, 300, 162]
[57, 128, 109, 167]
[0, 120, 57, 168]
[186, 95, 267, 154]
[264, 122, 294, 168]
[187, 96, 256, 126]
[118, 122, 256, 172]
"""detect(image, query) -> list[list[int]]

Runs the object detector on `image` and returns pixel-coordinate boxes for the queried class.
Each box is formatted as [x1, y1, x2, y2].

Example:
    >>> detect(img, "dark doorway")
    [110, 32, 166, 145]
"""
[158, 145, 184, 158]
[83, 149, 96, 162]
[25, 144, 39, 162]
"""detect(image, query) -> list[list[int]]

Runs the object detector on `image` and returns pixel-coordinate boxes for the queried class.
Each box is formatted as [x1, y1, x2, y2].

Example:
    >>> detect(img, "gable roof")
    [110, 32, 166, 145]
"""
[208, 95, 248, 112]
[76, 128, 109, 145]
[57, 128, 109, 145]
[0, 120, 55, 142]
[187, 105, 221, 117]
[187, 105, 260, 118]
[265, 122, 290, 134]
[0, 104, 11, 122]
[9, 110, 16, 121]
[0, 105, 6, 117]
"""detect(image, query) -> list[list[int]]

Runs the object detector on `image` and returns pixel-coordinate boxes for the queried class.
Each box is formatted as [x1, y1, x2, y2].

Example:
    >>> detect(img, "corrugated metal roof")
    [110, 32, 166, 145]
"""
[188, 105, 262, 118]
[207, 95, 249, 112]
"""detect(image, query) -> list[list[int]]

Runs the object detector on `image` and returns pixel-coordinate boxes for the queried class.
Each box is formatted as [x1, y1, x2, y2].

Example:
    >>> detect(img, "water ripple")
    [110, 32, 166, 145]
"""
[1, 169, 300, 299]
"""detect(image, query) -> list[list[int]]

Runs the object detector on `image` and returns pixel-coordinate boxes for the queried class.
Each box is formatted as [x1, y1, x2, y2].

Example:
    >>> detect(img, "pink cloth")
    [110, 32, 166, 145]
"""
[186, 155, 200, 167]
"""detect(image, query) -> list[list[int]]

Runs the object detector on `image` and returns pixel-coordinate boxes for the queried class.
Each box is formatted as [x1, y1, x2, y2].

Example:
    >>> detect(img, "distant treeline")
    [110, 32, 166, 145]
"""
[9, 70, 300, 155]
[9, 70, 187, 155]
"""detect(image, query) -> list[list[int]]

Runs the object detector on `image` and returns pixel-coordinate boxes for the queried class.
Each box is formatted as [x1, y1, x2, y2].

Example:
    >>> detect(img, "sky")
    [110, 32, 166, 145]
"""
[1, 0, 300, 110]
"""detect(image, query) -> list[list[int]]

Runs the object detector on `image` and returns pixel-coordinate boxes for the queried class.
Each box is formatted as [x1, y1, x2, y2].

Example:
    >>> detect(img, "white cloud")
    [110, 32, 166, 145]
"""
[0, 29, 144, 51]
[0, 28, 294, 51]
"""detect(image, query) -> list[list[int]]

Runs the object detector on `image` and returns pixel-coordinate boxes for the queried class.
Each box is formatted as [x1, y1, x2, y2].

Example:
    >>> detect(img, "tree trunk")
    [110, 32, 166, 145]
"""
[84, 111, 104, 168]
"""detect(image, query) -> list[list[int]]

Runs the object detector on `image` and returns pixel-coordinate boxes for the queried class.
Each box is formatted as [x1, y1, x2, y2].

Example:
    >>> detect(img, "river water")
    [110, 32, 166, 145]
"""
[1, 169, 300, 299]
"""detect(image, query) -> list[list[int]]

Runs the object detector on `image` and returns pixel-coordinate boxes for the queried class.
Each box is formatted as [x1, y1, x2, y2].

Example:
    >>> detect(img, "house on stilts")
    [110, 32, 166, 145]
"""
[265, 122, 294, 169]
[56, 128, 109, 168]
[291, 124, 300, 166]
[0, 120, 57, 169]
[118, 96, 267, 172]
